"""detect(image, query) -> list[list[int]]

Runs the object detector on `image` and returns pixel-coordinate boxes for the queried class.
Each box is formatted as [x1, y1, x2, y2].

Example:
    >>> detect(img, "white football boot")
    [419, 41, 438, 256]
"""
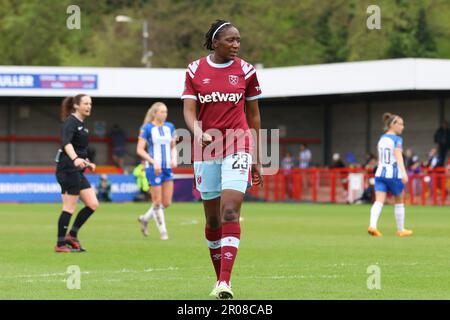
[138, 216, 149, 237]
[216, 281, 234, 300]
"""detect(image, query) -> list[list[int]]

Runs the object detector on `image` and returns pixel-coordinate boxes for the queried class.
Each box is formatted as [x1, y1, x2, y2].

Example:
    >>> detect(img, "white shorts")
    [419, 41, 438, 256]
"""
[194, 152, 252, 200]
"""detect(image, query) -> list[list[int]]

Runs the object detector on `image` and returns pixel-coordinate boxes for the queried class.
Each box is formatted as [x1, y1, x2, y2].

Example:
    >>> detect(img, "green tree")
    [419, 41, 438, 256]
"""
[315, 8, 335, 63]
[386, 0, 437, 58]
[415, 6, 437, 57]
[1, 0, 450, 68]
[386, 0, 417, 58]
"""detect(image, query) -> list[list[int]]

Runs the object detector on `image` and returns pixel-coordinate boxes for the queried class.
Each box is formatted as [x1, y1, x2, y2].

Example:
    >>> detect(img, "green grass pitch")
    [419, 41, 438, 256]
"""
[0, 202, 449, 299]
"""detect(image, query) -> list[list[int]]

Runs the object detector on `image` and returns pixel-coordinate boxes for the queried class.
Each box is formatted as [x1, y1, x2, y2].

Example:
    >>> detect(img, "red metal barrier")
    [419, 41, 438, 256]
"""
[441, 175, 447, 205]
[330, 172, 336, 203]
[247, 167, 449, 206]
[1, 160, 448, 205]
[408, 178, 414, 205]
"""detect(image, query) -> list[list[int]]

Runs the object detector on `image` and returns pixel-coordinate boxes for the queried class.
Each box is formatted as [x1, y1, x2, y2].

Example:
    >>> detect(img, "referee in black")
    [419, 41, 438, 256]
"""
[55, 94, 98, 253]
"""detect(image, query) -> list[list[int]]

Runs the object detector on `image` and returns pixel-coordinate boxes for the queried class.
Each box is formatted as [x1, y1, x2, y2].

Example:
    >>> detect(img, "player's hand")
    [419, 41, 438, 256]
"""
[402, 175, 409, 184]
[171, 159, 178, 168]
[73, 158, 86, 169]
[200, 132, 213, 147]
[251, 163, 263, 186]
[154, 164, 162, 176]
[85, 160, 96, 172]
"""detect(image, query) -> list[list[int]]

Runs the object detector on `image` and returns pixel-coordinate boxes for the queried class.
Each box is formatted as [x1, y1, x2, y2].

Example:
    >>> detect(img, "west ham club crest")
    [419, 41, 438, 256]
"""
[229, 75, 238, 85]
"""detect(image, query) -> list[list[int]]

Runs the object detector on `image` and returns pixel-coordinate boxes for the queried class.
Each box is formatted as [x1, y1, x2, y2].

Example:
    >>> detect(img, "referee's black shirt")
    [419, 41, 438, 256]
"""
[57, 114, 89, 172]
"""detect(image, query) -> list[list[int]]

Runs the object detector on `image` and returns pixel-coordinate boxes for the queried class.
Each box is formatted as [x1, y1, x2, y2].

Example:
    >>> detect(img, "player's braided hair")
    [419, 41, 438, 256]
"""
[60, 94, 88, 121]
[204, 19, 233, 51]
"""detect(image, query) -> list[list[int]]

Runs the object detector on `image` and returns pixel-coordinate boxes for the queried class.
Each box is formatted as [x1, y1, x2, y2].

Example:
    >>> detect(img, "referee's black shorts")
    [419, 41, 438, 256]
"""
[56, 170, 91, 195]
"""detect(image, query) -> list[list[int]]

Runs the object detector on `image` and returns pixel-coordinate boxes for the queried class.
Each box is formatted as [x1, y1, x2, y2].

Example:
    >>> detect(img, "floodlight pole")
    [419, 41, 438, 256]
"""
[141, 20, 152, 68]
[115, 15, 152, 68]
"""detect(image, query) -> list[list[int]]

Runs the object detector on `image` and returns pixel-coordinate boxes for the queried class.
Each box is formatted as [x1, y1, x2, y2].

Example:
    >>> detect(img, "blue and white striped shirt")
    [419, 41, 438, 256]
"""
[139, 122, 175, 169]
[375, 134, 403, 179]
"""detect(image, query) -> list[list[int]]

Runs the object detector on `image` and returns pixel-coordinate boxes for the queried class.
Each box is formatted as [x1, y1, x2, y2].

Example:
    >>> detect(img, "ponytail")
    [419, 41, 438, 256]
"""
[60, 94, 88, 121]
[61, 97, 74, 121]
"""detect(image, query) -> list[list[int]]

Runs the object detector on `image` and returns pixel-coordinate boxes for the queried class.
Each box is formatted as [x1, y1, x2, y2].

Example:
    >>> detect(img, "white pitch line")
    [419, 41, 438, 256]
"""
[17, 274, 342, 284]
[0, 267, 179, 280]
[243, 275, 341, 280]
[327, 262, 421, 267]
[179, 219, 199, 225]
[3, 261, 422, 281]
[9, 271, 91, 279]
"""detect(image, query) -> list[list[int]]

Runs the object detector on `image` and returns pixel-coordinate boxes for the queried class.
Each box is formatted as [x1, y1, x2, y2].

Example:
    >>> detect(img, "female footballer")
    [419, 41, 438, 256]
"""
[55, 94, 98, 253]
[368, 113, 413, 237]
[137, 102, 177, 240]
[182, 20, 263, 299]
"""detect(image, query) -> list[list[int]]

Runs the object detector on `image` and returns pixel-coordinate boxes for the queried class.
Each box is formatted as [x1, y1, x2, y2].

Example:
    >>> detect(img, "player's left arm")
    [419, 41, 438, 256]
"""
[245, 99, 263, 186]
[394, 139, 408, 184]
[170, 124, 178, 168]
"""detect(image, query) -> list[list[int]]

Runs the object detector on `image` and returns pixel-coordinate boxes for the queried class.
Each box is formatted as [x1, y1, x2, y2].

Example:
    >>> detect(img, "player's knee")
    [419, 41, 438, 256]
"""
[162, 200, 172, 208]
[222, 207, 240, 222]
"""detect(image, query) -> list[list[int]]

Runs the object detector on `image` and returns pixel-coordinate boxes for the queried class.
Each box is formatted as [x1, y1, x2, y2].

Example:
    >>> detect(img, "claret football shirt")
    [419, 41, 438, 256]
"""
[181, 55, 262, 161]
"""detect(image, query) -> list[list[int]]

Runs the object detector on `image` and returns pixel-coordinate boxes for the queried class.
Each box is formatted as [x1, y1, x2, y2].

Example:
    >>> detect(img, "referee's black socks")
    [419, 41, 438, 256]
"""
[57, 211, 72, 246]
[69, 206, 95, 238]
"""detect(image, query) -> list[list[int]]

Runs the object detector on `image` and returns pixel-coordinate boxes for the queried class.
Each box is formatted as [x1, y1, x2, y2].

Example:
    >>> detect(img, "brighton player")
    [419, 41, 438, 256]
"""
[368, 113, 413, 237]
[182, 20, 263, 299]
[137, 102, 177, 240]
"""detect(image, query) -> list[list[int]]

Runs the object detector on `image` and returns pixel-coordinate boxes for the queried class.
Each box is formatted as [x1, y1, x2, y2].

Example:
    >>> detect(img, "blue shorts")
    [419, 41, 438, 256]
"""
[374, 177, 404, 196]
[145, 167, 173, 186]
[194, 152, 252, 200]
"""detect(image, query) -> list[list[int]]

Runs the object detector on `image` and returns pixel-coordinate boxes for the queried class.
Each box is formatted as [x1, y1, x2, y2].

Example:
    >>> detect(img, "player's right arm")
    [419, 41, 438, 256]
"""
[61, 118, 87, 169]
[181, 64, 212, 146]
[63, 144, 87, 169]
[183, 99, 211, 147]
